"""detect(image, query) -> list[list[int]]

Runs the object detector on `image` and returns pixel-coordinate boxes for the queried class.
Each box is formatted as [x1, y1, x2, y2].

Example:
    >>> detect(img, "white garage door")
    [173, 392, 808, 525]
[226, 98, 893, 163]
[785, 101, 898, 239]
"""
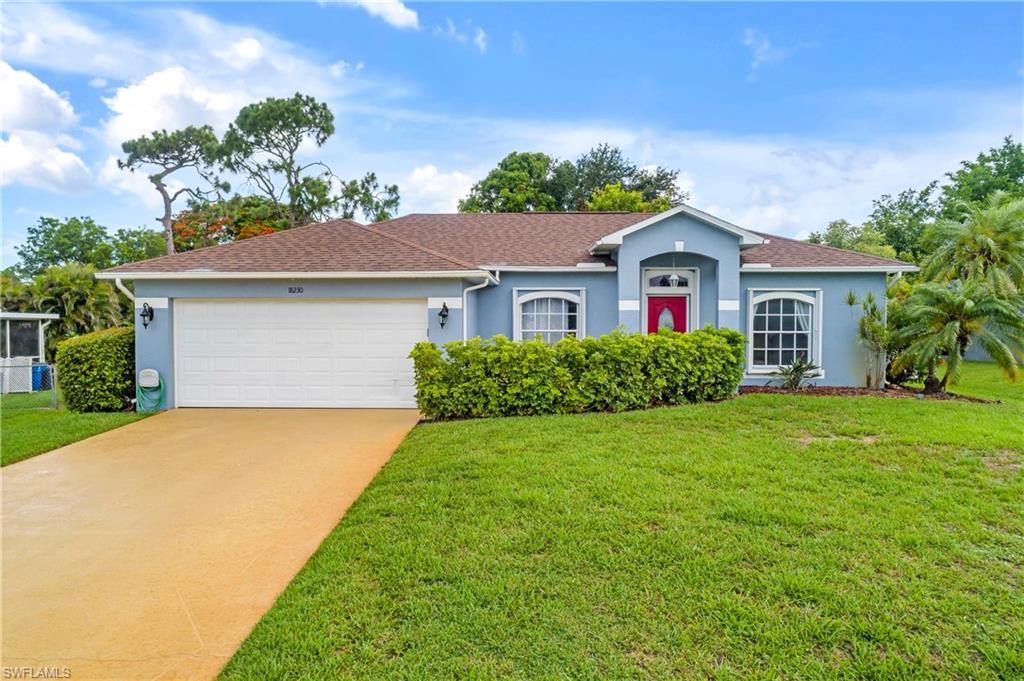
[174, 299, 426, 408]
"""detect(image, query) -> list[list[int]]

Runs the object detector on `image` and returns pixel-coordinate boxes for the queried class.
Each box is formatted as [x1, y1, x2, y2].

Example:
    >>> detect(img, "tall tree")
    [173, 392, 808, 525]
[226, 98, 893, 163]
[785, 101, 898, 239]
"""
[458, 152, 570, 212]
[586, 183, 671, 213]
[338, 172, 401, 223]
[864, 183, 937, 260]
[921, 191, 1024, 297]
[940, 136, 1024, 218]
[807, 219, 860, 250]
[219, 93, 340, 228]
[119, 126, 225, 255]
[110, 228, 166, 265]
[807, 219, 897, 259]
[459, 145, 685, 213]
[571, 144, 636, 209]
[15, 217, 114, 276]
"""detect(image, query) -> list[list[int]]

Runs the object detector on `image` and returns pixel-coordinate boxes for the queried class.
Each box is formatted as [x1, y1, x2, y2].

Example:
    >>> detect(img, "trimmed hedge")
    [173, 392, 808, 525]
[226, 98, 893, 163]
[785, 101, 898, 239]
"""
[410, 327, 745, 419]
[56, 326, 135, 412]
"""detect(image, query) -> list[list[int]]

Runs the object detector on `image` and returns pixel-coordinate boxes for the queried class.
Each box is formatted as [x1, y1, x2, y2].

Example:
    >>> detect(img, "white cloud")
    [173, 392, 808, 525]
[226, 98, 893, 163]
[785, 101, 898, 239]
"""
[97, 155, 165, 209]
[101, 66, 249, 144]
[473, 28, 488, 54]
[1, 61, 77, 132]
[329, 60, 365, 78]
[742, 28, 815, 81]
[0, 61, 88, 193]
[0, 132, 90, 193]
[215, 37, 266, 70]
[88, 77, 108, 89]
[511, 31, 526, 56]
[402, 165, 473, 212]
[1, 3, 155, 80]
[434, 18, 488, 53]
[343, 0, 419, 30]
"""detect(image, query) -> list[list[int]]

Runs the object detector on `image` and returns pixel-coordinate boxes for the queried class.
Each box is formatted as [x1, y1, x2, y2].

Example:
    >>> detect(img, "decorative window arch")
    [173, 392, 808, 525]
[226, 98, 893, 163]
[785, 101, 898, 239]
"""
[513, 290, 585, 343]
[746, 290, 823, 372]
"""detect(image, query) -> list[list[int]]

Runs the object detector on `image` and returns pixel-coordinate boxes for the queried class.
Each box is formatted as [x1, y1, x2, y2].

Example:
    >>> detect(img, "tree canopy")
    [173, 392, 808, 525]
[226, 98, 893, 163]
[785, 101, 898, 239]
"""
[119, 125, 226, 255]
[586, 183, 671, 213]
[219, 93, 339, 228]
[940, 136, 1024, 217]
[13, 216, 165, 277]
[807, 219, 897, 259]
[458, 145, 686, 213]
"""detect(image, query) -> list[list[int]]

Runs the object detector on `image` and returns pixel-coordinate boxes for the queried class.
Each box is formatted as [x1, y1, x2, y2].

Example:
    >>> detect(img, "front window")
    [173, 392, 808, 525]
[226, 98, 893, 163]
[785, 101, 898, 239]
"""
[748, 291, 820, 370]
[515, 291, 584, 343]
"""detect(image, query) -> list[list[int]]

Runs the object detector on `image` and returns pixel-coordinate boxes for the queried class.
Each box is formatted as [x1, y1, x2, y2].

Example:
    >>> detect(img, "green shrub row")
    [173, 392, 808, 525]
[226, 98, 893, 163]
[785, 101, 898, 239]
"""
[56, 326, 135, 413]
[410, 327, 746, 419]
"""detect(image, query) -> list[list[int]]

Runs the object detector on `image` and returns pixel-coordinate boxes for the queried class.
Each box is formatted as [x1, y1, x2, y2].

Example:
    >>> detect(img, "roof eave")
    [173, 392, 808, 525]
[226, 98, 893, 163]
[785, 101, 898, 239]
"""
[95, 270, 496, 281]
[740, 265, 919, 273]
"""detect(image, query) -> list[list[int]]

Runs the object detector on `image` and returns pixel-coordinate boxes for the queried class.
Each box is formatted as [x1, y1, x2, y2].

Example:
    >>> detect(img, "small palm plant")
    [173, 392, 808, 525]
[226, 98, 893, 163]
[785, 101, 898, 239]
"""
[891, 282, 1024, 393]
[772, 355, 821, 390]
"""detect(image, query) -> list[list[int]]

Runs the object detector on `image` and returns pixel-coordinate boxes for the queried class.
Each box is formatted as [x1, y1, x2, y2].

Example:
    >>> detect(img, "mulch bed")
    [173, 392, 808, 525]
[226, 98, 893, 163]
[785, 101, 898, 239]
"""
[738, 384, 998, 404]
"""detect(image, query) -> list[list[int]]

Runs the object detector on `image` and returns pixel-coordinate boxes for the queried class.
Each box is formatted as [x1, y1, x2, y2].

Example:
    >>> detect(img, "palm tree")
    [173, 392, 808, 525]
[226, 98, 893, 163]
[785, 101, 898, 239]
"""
[921, 191, 1024, 296]
[29, 263, 127, 358]
[891, 282, 1024, 393]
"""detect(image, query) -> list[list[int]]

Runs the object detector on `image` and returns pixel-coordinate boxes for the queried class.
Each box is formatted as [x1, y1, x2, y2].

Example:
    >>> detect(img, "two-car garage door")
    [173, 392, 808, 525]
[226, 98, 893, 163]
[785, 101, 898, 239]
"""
[175, 300, 426, 408]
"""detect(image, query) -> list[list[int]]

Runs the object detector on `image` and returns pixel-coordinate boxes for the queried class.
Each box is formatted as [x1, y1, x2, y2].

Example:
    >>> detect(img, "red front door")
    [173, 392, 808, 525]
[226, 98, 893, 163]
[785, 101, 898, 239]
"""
[647, 296, 688, 334]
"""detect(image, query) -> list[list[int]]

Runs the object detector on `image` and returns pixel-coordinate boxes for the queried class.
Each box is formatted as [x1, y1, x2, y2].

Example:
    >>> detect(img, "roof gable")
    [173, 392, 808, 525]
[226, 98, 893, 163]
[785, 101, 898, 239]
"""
[590, 205, 766, 253]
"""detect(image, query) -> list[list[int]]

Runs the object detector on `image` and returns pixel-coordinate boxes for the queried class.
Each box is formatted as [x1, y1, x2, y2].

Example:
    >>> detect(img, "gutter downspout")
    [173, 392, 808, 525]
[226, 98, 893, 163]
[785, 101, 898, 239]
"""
[462, 271, 499, 342]
[114, 277, 135, 303]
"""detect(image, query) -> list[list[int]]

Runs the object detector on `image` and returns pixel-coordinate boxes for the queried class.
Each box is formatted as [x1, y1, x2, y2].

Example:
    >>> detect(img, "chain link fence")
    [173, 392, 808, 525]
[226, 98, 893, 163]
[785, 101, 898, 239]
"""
[0, 361, 58, 410]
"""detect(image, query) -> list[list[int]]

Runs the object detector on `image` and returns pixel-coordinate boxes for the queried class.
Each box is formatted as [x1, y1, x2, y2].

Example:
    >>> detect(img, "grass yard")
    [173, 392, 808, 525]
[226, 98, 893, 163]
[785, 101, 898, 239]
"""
[223, 362, 1023, 680]
[1, 395, 147, 466]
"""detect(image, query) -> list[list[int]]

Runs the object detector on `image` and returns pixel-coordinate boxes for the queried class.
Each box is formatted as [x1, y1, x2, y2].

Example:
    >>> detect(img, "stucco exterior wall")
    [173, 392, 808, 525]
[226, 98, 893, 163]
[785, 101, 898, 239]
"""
[472, 271, 619, 339]
[739, 271, 889, 387]
[132, 278, 471, 408]
[616, 213, 742, 331]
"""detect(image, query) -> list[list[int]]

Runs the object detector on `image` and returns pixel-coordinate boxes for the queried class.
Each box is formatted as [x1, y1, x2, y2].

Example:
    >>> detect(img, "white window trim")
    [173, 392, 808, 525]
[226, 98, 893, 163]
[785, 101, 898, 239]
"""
[641, 267, 700, 333]
[745, 289, 823, 375]
[512, 288, 586, 341]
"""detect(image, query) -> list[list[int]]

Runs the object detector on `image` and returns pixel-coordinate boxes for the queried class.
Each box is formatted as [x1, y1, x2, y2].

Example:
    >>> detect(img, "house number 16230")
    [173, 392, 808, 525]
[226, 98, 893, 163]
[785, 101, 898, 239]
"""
[288, 286, 304, 294]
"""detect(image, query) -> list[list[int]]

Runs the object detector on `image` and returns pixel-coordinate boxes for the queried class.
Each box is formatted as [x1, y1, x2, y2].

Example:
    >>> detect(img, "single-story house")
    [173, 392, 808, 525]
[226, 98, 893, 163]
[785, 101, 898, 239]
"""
[98, 205, 916, 409]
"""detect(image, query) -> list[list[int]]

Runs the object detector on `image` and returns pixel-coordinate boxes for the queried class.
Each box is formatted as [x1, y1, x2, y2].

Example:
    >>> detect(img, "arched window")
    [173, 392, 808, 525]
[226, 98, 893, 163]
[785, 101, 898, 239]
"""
[747, 291, 821, 370]
[514, 290, 584, 343]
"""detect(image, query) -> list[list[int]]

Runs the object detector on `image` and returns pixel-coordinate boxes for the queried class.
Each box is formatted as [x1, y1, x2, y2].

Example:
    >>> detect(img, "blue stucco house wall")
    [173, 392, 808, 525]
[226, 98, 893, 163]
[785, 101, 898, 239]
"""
[100, 206, 915, 409]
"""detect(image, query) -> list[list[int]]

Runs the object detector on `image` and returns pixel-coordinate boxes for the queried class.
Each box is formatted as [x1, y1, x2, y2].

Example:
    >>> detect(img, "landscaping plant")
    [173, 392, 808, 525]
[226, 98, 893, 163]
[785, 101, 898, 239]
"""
[410, 327, 745, 419]
[56, 327, 136, 412]
[770, 355, 821, 390]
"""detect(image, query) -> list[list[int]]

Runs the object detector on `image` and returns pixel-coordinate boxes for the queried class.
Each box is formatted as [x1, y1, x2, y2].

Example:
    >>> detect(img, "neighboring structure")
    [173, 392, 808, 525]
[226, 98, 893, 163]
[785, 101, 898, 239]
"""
[98, 206, 916, 409]
[0, 311, 58, 394]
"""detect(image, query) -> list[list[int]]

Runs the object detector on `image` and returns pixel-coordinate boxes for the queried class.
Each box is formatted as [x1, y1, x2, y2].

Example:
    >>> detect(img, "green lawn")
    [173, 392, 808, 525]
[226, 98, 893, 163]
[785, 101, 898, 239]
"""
[1, 395, 147, 466]
[222, 362, 1023, 679]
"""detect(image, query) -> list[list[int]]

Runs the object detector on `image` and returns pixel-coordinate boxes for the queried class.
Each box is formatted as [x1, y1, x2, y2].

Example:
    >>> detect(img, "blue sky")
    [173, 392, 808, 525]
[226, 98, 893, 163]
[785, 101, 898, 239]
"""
[2, 1, 1022, 266]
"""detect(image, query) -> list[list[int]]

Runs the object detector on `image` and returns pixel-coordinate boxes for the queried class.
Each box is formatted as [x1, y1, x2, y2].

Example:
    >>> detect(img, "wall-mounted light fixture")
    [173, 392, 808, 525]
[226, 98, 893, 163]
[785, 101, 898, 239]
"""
[140, 302, 155, 328]
[438, 302, 449, 328]
[668, 272, 681, 288]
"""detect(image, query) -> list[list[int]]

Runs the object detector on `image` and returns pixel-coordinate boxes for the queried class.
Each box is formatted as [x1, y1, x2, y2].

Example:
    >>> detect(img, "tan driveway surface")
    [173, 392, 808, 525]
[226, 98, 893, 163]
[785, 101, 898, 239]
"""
[2, 408, 419, 680]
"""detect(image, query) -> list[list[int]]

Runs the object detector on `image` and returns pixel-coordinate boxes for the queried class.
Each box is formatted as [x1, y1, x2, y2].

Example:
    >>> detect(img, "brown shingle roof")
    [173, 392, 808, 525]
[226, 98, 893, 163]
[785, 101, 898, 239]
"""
[373, 212, 651, 266]
[104, 219, 477, 273]
[742, 232, 913, 269]
[103, 212, 915, 275]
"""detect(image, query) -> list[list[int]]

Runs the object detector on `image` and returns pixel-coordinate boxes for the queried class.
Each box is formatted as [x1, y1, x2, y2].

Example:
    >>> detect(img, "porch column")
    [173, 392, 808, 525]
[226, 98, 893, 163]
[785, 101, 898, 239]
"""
[717, 255, 741, 330]
[616, 256, 641, 332]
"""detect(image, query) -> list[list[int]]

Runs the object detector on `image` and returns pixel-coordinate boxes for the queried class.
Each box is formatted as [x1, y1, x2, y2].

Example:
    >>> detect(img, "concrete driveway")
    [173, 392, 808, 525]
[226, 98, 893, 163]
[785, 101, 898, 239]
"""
[1, 408, 419, 680]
